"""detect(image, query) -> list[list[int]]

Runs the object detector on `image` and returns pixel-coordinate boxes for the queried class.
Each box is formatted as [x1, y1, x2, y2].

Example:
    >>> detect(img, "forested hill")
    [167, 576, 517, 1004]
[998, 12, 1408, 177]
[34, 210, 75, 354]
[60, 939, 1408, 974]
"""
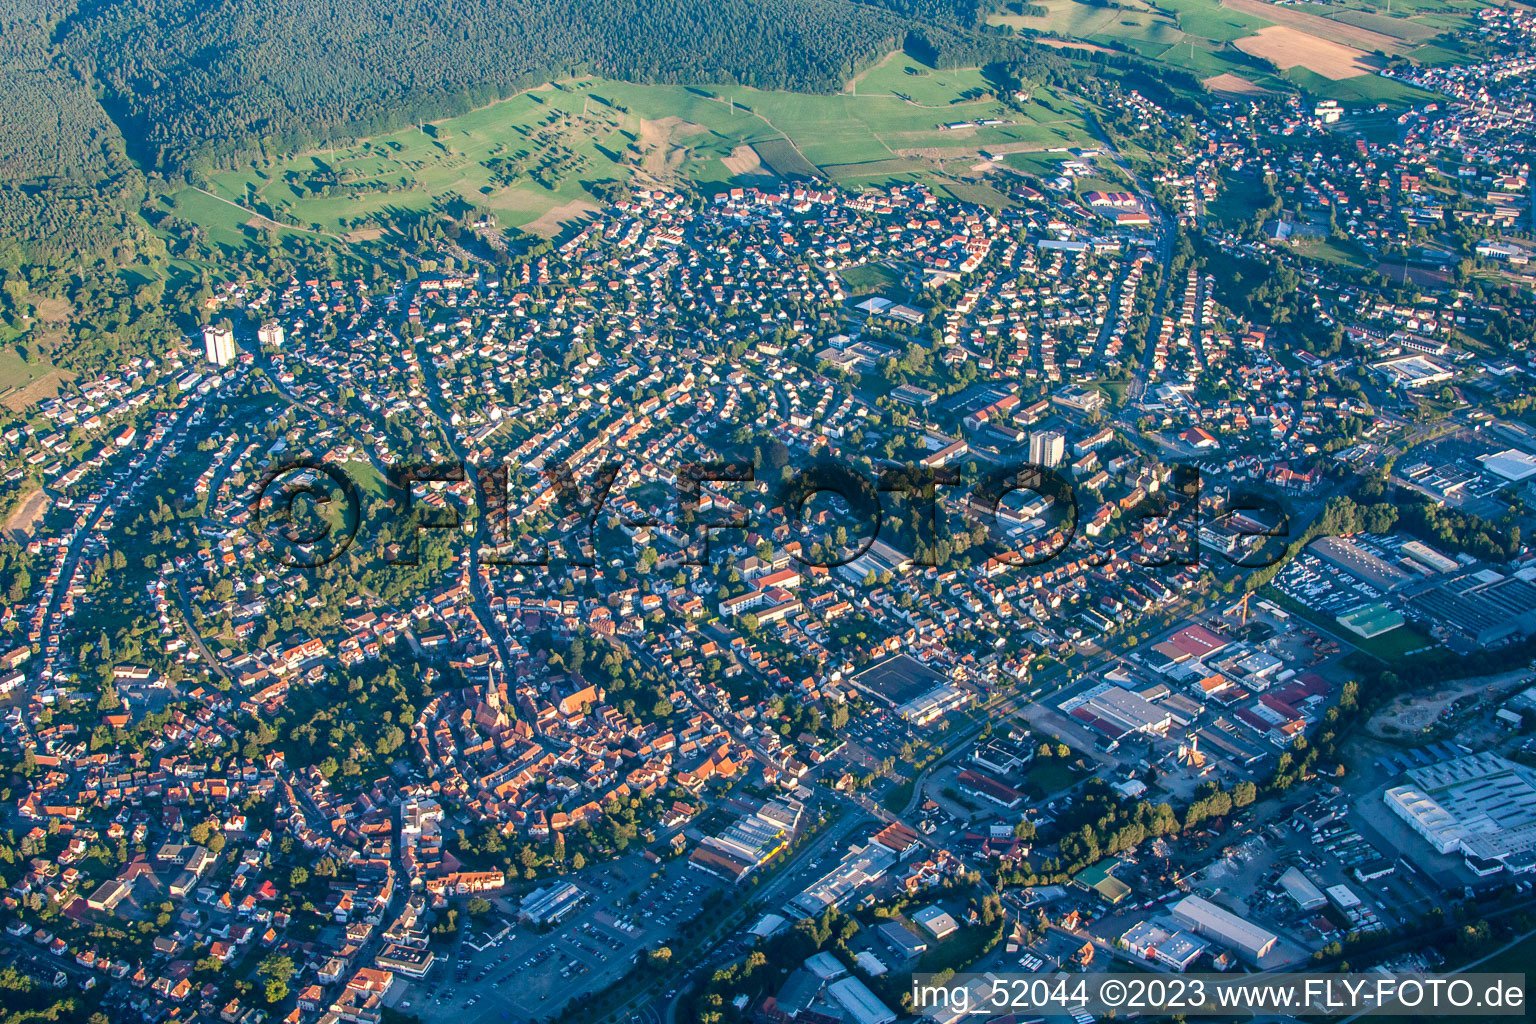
[57, 0, 980, 174]
[0, 0, 150, 269]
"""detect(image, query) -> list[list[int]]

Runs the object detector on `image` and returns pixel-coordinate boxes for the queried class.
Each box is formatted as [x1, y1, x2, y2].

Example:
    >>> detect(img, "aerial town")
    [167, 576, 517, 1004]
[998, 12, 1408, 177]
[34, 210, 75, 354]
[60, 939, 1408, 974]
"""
[0, 3, 1533, 1024]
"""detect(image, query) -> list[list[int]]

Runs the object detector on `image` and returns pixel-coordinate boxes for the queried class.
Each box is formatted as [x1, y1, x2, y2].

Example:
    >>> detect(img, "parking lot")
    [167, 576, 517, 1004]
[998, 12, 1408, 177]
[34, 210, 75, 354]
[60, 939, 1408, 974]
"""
[1274, 550, 1388, 616]
[408, 856, 724, 1023]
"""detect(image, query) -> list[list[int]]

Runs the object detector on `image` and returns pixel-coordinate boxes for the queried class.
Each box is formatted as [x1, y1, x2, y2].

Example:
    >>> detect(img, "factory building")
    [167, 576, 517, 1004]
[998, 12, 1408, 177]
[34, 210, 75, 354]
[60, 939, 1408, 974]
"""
[1170, 895, 1278, 963]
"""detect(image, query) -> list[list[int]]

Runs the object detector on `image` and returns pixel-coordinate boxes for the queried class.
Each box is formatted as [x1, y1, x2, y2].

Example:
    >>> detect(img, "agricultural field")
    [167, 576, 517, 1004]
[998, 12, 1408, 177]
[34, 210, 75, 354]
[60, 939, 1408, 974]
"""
[992, 0, 1271, 49]
[1292, 0, 1487, 35]
[169, 56, 1096, 244]
[991, 0, 1473, 104]
[1002, 150, 1080, 178]
[1234, 25, 1385, 79]
[938, 181, 1016, 209]
[705, 57, 1095, 185]
[1202, 72, 1275, 95]
[1281, 66, 1440, 103]
[1223, 0, 1411, 53]
[1308, 6, 1441, 42]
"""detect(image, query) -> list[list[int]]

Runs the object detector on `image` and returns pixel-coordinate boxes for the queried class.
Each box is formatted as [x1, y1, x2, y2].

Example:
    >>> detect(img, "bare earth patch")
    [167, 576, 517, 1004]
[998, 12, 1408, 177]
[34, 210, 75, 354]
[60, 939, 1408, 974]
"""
[3, 487, 48, 541]
[32, 297, 70, 323]
[2, 369, 70, 412]
[1202, 73, 1272, 96]
[634, 117, 704, 181]
[721, 145, 764, 177]
[1234, 25, 1384, 80]
[524, 199, 601, 238]
[343, 227, 385, 243]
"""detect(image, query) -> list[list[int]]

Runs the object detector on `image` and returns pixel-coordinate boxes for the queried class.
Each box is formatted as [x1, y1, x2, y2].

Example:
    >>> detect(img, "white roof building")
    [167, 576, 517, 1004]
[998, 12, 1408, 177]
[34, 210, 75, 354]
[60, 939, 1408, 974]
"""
[1479, 449, 1536, 482]
[913, 905, 959, 939]
[1170, 895, 1277, 963]
[1384, 752, 1536, 866]
[827, 976, 897, 1024]
[1278, 866, 1326, 910]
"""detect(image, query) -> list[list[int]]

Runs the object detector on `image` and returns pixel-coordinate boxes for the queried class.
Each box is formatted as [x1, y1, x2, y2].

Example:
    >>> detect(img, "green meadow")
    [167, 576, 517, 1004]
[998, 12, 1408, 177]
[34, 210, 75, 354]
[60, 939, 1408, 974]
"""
[167, 54, 1096, 244]
[0, 347, 48, 392]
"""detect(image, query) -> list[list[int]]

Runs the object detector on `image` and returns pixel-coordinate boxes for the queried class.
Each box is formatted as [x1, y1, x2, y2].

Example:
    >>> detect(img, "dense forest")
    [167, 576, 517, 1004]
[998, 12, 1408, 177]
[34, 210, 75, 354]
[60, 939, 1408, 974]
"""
[0, 0, 148, 269]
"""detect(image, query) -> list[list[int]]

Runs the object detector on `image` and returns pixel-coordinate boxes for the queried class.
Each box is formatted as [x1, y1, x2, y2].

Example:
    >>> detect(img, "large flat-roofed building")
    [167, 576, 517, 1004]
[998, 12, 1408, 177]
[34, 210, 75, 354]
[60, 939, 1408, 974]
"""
[702, 815, 786, 864]
[86, 878, 130, 912]
[1478, 449, 1536, 483]
[790, 843, 896, 916]
[851, 652, 972, 726]
[1337, 602, 1405, 639]
[518, 881, 585, 925]
[838, 538, 913, 584]
[1170, 895, 1277, 963]
[896, 683, 974, 725]
[890, 383, 939, 408]
[1146, 624, 1232, 673]
[374, 943, 434, 979]
[691, 797, 800, 882]
[1401, 540, 1458, 574]
[1384, 752, 1536, 869]
[1407, 571, 1536, 648]
[913, 905, 959, 939]
[1061, 682, 1172, 742]
[1373, 354, 1453, 389]
[1310, 536, 1413, 591]
[827, 976, 897, 1024]
[1120, 920, 1208, 971]
[1052, 384, 1106, 414]
[1087, 684, 1173, 736]
[876, 920, 928, 961]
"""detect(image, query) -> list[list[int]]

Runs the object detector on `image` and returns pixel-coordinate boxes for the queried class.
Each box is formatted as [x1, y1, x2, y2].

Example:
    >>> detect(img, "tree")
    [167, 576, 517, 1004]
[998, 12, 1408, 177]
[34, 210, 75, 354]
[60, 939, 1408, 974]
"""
[258, 953, 295, 1004]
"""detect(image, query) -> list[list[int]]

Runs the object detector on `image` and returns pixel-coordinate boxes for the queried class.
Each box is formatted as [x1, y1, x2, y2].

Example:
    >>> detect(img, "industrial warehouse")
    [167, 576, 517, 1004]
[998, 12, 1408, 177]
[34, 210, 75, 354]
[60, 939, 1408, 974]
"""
[1384, 752, 1536, 874]
[1170, 896, 1280, 964]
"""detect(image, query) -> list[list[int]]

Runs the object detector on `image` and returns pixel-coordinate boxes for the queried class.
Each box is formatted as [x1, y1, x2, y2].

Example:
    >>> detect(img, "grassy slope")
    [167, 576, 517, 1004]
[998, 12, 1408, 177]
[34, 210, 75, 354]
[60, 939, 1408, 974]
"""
[164, 55, 1096, 243]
